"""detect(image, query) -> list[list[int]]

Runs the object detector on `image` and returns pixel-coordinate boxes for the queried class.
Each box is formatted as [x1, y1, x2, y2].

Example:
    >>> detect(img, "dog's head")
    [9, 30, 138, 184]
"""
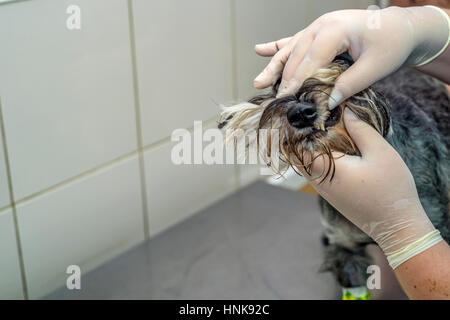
[219, 56, 391, 182]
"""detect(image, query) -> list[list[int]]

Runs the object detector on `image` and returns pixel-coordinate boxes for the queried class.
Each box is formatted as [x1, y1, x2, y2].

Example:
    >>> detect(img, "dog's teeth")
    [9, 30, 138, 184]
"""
[320, 123, 325, 131]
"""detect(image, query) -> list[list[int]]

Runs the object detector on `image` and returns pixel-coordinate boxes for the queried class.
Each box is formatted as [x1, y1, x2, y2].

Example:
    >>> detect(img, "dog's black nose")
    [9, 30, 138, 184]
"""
[286, 103, 317, 129]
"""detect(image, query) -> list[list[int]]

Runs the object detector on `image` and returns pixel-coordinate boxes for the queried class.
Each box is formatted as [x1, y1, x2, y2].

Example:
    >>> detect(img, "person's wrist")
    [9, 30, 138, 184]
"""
[406, 6, 450, 66]
[373, 205, 437, 257]
[387, 229, 443, 269]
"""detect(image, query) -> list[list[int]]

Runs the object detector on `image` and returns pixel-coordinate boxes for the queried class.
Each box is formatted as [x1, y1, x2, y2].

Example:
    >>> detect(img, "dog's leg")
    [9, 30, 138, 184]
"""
[318, 197, 374, 297]
[320, 243, 371, 289]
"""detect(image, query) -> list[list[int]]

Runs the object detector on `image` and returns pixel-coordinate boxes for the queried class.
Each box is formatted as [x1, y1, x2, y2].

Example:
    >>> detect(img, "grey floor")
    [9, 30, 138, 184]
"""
[46, 181, 339, 299]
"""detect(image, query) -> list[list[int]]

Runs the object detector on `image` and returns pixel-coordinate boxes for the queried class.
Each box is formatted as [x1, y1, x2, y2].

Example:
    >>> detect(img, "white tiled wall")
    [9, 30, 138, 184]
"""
[0, 209, 23, 299]
[17, 156, 145, 299]
[0, 0, 137, 199]
[0, 0, 373, 299]
[234, 0, 310, 101]
[144, 122, 237, 237]
[132, 0, 233, 146]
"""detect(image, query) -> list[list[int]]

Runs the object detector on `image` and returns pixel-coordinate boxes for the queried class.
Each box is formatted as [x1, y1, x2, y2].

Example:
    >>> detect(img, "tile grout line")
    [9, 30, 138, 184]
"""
[0, 0, 30, 7]
[127, 0, 150, 240]
[140, 117, 219, 153]
[0, 97, 29, 299]
[11, 115, 219, 208]
[15, 150, 140, 206]
[0, 204, 12, 214]
[230, 0, 241, 189]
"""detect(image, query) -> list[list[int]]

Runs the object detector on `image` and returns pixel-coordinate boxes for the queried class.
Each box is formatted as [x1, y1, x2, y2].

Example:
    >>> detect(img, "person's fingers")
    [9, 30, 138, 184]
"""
[254, 37, 292, 57]
[296, 109, 393, 185]
[342, 108, 393, 159]
[328, 51, 404, 109]
[253, 45, 292, 89]
[277, 30, 348, 97]
[296, 150, 352, 182]
[278, 30, 314, 89]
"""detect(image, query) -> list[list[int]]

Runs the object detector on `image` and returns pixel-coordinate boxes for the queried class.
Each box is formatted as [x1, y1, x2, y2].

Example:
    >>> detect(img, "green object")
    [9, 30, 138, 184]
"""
[342, 287, 371, 300]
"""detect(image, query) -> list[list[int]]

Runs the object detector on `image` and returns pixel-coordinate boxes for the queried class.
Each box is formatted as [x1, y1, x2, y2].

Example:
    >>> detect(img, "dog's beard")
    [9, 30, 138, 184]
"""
[219, 58, 391, 182]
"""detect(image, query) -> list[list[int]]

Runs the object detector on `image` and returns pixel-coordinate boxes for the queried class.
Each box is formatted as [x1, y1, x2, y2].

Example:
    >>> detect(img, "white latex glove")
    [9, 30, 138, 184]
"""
[304, 109, 443, 269]
[253, 6, 450, 108]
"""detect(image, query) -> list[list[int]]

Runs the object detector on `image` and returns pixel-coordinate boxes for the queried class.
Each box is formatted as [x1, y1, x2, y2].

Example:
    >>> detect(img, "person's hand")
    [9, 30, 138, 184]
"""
[253, 6, 450, 108]
[303, 108, 441, 268]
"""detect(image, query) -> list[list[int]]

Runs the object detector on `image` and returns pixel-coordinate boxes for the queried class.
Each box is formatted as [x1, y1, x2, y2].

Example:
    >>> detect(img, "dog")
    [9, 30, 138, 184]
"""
[218, 55, 450, 293]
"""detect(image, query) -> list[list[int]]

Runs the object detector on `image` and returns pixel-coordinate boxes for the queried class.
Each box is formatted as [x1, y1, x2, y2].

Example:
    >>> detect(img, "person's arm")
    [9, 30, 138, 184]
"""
[253, 6, 450, 107]
[302, 108, 450, 300]
[395, 241, 450, 299]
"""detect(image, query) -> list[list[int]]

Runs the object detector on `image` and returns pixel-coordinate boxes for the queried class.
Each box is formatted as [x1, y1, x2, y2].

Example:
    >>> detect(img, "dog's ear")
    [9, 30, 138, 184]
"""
[218, 102, 266, 132]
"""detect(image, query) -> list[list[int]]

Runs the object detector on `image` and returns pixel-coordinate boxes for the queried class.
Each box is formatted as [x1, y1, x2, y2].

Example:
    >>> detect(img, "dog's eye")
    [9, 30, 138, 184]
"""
[299, 96, 314, 105]
[325, 107, 342, 128]
[329, 108, 339, 121]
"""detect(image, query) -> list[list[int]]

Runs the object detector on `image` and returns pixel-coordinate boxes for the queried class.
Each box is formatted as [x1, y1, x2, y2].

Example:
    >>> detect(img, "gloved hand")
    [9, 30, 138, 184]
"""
[253, 6, 450, 108]
[304, 108, 443, 269]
